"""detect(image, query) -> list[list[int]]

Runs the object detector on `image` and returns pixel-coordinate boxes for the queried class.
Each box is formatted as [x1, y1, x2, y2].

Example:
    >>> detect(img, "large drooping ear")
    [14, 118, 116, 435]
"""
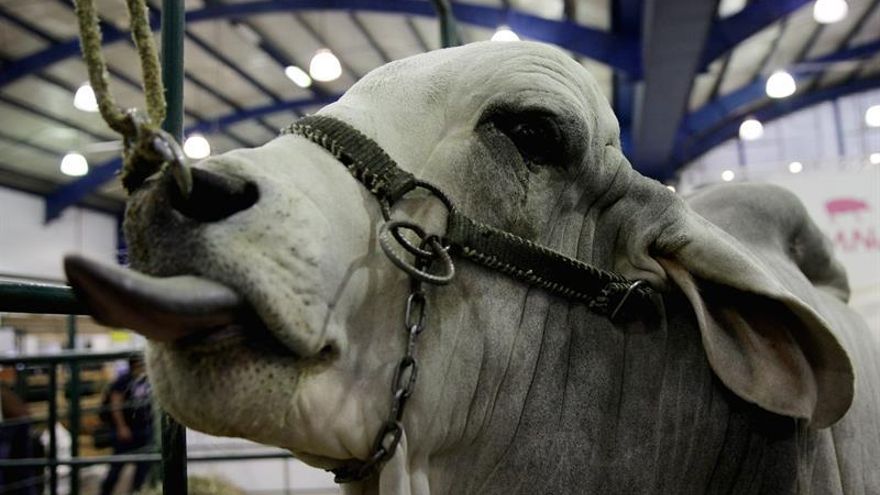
[654, 211, 853, 428]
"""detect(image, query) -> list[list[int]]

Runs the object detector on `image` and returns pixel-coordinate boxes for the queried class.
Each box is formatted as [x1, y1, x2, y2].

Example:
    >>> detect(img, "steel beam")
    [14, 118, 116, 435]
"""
[674, 75, 880, 165]
[682, 40, 880, 140]
[0, 94, 116, 142]
[630, 0, 717, 178]
[349, 12, 391, 63]
[701, 0, 811, 68]
[405, 16, 431, 53]
[44, 94, 340, 221]
[0, 6, 255, 148]
[1, 0, 638, 90]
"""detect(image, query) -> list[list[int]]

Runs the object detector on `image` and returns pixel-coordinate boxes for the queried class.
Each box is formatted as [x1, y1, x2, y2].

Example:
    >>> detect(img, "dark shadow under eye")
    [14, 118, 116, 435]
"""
[494, 113, 565, 165]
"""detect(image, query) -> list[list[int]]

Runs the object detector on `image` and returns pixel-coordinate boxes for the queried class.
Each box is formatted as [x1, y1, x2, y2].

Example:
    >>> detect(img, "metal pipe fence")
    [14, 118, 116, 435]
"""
[1, 280, 296, 495]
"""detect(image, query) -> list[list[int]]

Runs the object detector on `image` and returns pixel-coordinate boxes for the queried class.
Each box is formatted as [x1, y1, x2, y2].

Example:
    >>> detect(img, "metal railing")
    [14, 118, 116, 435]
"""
[2, 2, 192, 494]
[0, 284, 295, 495]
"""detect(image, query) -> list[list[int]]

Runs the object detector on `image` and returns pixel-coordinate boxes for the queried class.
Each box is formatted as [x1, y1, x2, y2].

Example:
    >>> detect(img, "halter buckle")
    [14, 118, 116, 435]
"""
[609, 280, 648, 321]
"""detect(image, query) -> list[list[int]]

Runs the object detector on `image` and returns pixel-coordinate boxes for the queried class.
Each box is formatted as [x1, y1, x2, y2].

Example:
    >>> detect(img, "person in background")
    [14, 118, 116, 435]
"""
[0, 384, 44, 495]
[100, 357, 153, 495]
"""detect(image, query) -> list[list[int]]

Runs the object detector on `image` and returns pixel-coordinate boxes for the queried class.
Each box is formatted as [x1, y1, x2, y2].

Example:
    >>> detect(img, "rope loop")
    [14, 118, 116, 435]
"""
[75, 0, 183, 195]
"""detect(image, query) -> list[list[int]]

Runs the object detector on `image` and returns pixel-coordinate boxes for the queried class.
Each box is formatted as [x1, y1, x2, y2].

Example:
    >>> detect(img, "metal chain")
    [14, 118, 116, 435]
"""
[331, 239, 443, 483]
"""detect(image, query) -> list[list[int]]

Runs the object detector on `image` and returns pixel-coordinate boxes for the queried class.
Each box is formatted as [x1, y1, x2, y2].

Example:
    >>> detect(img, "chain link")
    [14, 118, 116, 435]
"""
[331, 243, 446, 484]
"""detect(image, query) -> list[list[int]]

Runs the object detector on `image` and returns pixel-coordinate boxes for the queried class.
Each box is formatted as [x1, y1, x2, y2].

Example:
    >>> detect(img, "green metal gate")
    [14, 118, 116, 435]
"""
[0, 3, 281, 494]
[0, 283, 294, 495]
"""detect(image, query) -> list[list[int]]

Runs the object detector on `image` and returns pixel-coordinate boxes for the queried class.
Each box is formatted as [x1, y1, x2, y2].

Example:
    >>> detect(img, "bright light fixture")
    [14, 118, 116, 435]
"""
[666, 185, 676, 193]
[183, 134, 211, 159]
[73, 84, 99, 112]
[491, 25, 520, 42]
[870, 152, 880, 165]
[717, 0, 748, 17]
[309, 49, 342, 82]
[60, 152, 89, 176]
[739, 118, 764, 141]
[788, 161, 803, 174]
[721, 170, 735, 182]
[813, 0, 848, 24]
[284, 65, 312, 88]
[765, 70, 796, 98]
[866, 105, 880, 127]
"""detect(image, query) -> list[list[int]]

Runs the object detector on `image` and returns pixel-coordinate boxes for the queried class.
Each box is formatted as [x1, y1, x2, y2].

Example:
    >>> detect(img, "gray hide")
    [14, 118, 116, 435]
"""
[65, 42, 879, 495]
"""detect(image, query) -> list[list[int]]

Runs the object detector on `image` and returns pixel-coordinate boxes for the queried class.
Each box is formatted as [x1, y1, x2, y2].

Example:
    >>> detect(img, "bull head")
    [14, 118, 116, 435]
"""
[66, 42, 853, 493]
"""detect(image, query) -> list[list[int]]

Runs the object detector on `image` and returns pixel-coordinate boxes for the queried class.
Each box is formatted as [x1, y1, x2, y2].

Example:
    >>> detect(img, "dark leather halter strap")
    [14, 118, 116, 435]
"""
[282, 115, 654, 318]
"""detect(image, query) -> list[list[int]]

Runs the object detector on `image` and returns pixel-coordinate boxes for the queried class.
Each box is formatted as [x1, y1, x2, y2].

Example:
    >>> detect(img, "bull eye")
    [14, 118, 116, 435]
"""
[493, 112, 565, 166]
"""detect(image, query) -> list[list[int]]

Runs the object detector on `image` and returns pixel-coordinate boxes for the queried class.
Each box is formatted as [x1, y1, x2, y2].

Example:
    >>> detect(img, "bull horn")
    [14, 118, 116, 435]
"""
[64, 255, 245, 342]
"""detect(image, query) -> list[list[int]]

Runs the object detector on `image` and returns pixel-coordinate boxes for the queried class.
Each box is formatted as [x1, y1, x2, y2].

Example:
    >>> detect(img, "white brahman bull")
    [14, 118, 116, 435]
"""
[66, 42, 879, 494]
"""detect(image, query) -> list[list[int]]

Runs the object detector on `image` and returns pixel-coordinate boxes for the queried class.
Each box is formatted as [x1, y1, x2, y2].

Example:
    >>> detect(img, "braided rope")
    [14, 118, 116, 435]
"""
[74, 0, 131, 134]
[74, 0, 181, 194]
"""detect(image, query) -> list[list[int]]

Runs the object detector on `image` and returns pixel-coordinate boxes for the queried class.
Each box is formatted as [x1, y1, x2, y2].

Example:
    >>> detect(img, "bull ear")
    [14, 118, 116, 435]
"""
[655, 215, 853, 428]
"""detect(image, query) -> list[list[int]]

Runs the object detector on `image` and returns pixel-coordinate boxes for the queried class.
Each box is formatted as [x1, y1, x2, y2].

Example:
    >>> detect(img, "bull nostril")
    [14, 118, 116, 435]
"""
[169, 167, 259, 222]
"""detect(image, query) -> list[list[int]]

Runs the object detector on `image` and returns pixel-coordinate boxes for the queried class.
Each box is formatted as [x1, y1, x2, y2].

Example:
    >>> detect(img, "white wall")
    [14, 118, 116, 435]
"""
[765, 169, 880, 333]
[0, 186, 118, 281]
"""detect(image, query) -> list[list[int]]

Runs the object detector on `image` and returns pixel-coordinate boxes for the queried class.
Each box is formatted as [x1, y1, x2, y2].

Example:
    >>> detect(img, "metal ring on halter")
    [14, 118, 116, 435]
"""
[379, 220, 455, 285]
[412, 179, 454, 213]
[387, 223, 436, 259]
[381, 178, 454, 225]
[609, 279, 648, 321]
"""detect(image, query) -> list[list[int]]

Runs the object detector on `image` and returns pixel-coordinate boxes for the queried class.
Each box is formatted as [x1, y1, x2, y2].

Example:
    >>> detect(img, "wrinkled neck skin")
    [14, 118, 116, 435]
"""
[331, 153, 724, 494]
[337, 159, 814, 494]
[301, 51, 806, 493]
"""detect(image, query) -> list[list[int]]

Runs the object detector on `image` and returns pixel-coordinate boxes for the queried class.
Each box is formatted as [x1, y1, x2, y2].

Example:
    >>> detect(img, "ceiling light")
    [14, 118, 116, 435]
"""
[765, 70, 796, 98]
[309, 49, 342, 82]
[866, 105, 880, 127]
[813, 0, 848, 24]
[60, 152, 89, 176]
[666, 185, 676, 193]
[717, 0, 747, 17]
[721, 170, 735, 182]
[491, 25, 520, 42]
[284, 65, 312, 88]
[739, 118, 764, 141]
[73, 84, 99, 112]
[870, 153, 880, 165]
[183, 134, 211, 159]
[788, 161, 803, 174]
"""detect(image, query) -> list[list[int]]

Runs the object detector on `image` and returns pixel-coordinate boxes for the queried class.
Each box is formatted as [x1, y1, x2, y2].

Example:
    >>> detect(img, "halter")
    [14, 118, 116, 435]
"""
[281, 115, 655, 482]
[283, 115, 653, 315]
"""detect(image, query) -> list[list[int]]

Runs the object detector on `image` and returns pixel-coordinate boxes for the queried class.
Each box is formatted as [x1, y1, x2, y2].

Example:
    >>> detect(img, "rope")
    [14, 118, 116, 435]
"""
[74, 0, 189, 196]
[74, 0, 132, 134]
[124, 0, 166, 127]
